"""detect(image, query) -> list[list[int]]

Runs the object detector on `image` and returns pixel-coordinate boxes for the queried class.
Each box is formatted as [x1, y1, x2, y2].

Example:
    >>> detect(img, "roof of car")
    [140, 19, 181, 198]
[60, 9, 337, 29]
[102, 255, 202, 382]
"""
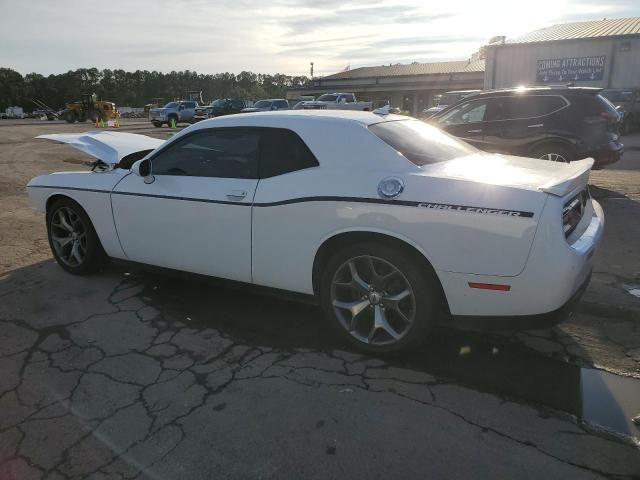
[443, 90, 482, 94]
[193, 109, 407, 128]
[464, 86, 602, 97]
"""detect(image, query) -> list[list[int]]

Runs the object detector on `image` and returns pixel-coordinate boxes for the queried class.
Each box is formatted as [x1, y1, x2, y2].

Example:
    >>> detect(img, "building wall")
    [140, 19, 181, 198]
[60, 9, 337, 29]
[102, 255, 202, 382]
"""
[485, 37, 640, 89]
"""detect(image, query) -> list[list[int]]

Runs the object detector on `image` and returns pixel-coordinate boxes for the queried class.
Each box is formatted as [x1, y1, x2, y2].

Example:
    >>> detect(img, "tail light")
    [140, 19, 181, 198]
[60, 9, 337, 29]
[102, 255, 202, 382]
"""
[563, 189, 588, 238]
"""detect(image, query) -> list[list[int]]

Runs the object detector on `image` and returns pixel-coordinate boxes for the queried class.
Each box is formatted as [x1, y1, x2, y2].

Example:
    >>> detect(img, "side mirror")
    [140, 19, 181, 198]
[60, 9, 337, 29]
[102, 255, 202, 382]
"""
[132, 158, 152, 180]
[179, 105, 185, 110]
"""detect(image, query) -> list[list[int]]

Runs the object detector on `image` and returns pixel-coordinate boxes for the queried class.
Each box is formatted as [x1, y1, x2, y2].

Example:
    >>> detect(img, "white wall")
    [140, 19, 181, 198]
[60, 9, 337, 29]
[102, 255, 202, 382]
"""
[485, 37, 640, 89]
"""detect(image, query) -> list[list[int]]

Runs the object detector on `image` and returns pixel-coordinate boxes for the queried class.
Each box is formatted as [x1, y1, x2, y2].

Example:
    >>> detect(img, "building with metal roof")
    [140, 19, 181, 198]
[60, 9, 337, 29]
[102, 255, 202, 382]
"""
[287, 59, 485, 116]
[485, 17, 640, 89]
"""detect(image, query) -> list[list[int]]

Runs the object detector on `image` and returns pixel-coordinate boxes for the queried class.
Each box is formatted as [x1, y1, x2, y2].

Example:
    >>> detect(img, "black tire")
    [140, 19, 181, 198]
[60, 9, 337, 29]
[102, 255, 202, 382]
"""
[152, 121, 163, 128]
[621, 118, 631, 136]
[46, 198, 108, 275]
[63, 111, 76, 123]
[530, 143, 573, 163]
[319, 241, 441, 354]
[88, 109, 105, 124]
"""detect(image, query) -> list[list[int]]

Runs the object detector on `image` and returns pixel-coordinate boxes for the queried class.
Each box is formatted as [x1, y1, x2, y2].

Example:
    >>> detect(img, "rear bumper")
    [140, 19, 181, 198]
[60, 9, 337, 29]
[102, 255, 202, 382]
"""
[585, 141, 624, 168]
[446, 270, 591, 332]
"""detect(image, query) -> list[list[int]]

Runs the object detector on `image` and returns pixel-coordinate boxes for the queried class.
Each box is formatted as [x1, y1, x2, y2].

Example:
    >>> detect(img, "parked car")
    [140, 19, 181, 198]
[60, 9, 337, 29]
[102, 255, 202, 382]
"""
[422, 90, 481, 118]
[194, 99, 246, 121]
[241, 99, 289, 113]
[600, 88, 639, 135]
[431, 86, 624, 168]
[149, 101, 198, 127]
[299, 93, 372, 111]
[30, 111, 603, 353]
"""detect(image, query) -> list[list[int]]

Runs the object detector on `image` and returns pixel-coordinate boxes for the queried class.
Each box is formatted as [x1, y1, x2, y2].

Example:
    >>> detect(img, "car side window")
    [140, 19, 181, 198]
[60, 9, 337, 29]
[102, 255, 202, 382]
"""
[275, 100, 289, 109]
[186, 102, 196, 109]
[343, 94, 355, 103]
[485, 95, 567, 121]
[232, 100, 245, 109]
[259, 128, 319, 178]
[438, 100, 488, 125]
[151, 128, 259, 179]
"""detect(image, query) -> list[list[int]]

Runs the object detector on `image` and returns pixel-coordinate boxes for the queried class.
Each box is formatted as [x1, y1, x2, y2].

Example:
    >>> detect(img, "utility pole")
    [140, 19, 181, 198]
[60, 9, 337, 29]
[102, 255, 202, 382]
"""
[310, 62, 314, 79]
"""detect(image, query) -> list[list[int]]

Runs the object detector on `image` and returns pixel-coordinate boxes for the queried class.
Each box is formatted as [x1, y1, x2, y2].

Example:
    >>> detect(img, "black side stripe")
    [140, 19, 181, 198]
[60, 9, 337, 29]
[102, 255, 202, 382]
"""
[27, 185, 534, 218]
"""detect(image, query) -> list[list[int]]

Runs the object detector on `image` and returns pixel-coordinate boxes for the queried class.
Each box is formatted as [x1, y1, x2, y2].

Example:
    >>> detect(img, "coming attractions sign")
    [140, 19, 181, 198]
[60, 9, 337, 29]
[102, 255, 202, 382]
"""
[536, 55, 606, 83]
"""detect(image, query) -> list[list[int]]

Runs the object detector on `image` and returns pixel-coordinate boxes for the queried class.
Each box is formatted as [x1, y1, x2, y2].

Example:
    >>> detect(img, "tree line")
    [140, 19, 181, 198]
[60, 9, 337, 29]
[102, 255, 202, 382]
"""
[0, 67, 312, 111]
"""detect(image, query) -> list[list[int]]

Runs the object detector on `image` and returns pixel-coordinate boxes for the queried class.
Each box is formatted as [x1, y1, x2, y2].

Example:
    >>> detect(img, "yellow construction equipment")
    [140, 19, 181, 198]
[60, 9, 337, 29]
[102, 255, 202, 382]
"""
[61, 93, 119, 124]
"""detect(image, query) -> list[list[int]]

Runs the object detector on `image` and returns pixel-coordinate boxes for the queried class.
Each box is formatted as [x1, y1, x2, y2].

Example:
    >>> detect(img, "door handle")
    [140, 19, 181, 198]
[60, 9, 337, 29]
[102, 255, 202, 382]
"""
[226, 190, 247, 201]
[467, 129, 482, 133]
[527, 123, 544, 128]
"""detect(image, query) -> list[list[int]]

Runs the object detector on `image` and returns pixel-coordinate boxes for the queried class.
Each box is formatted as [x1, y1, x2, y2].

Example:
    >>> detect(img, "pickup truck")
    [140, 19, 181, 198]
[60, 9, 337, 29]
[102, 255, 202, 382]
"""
[299, 93, 372, 111]
[149, 101, 198, 127]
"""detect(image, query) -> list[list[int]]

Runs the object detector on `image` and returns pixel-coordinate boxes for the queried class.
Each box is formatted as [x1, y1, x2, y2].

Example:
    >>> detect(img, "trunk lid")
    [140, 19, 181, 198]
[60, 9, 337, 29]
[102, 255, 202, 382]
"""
[37, 131, 164, 166]
[424, 153, 593, 198]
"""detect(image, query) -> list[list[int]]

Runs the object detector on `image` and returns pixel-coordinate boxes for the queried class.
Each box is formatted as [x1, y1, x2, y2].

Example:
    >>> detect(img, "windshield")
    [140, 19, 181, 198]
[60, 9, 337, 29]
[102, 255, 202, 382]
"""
[163, 102, 178, 108]
[370, 119, 477, 166]
[210, 99, 226, 107]
[317, 94, 338, 102]
[438, 93, 463, 106]
[601, 90, 634, 103]
[254, 100, 272, 108]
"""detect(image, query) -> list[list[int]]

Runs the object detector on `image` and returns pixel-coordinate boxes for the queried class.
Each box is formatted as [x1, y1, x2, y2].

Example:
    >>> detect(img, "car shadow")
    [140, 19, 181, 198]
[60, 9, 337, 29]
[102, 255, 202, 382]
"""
[1, 259, 637, 438]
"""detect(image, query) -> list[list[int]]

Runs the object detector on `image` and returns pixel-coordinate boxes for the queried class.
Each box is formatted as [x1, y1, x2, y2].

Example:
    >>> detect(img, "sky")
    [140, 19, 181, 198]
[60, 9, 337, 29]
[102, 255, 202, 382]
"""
[1, 0, 638, 77]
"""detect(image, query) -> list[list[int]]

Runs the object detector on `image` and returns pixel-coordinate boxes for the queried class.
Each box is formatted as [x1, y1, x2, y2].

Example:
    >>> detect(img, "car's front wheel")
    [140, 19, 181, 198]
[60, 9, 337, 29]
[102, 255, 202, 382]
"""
[320, 242, 440, 354]
[152, 121, 163, 128]
[46, 198, 108, 275]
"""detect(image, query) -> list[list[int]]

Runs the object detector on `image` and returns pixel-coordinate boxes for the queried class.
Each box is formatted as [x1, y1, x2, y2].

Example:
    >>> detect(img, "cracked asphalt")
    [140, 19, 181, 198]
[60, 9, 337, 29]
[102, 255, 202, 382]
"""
[1, 120, 639, 479]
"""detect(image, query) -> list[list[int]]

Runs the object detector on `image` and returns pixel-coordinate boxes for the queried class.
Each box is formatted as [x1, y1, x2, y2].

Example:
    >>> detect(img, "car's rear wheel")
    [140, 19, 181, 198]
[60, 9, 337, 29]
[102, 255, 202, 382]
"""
[47, 198, 108, 275]
[320, 242, 440, 354]
[531, 144, 572, 163]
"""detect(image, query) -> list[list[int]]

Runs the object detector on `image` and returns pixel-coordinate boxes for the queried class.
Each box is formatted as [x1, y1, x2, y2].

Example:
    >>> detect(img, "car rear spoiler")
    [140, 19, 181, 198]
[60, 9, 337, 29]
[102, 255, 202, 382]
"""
[538, 158, 594, 197]
[37, 131, 164, 166]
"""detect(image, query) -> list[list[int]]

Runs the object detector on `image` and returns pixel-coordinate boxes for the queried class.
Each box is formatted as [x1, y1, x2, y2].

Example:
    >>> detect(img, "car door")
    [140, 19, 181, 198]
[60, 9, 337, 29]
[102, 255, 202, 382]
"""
[111, 127, 259, 282]
[184, 101, 197, 121]
[435, 98, 489, 149]
[482, 95, 568, 155]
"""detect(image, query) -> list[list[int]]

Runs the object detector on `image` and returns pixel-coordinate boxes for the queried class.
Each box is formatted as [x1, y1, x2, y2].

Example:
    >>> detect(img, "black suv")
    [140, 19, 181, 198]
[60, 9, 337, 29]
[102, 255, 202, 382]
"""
[431, 87, 623, 168]
[194, 99, 247, 121]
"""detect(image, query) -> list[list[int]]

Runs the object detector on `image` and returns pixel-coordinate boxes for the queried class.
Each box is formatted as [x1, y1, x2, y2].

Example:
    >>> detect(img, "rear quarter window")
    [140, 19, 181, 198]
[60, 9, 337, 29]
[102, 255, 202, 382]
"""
[369, 120, 477, 166]
[259, 128, 319, 178]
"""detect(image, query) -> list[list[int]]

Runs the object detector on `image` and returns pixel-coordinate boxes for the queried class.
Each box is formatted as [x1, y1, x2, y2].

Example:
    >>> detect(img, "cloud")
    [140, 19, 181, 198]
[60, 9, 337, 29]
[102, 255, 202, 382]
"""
[0, 0, 638, 77]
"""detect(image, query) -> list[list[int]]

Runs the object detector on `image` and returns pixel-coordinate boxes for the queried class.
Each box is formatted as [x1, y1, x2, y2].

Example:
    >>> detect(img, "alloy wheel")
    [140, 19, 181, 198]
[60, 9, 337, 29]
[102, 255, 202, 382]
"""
[538, 153, 569, 162]
[50, 206, 87, 267]
[331, 255, 416, 346]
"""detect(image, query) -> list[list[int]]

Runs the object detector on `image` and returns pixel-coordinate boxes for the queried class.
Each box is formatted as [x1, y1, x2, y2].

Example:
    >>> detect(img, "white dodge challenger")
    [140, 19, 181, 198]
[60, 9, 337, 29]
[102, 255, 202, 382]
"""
[28, 110, 604, 353]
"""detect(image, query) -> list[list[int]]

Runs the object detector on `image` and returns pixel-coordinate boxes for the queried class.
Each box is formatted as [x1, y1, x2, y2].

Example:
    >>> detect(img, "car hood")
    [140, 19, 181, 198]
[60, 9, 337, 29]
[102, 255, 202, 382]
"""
[37, 131, 165, 166]
[422, 153, 594, 197]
